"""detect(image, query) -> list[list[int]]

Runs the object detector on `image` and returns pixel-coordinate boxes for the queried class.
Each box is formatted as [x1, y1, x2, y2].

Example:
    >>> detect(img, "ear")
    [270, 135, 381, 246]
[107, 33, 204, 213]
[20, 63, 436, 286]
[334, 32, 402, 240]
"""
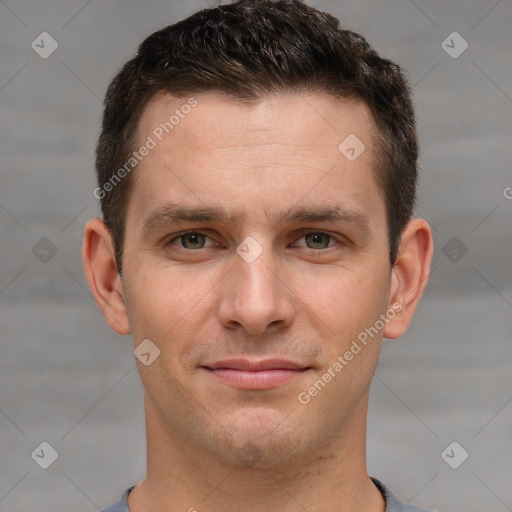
[382, 218, 433, 340]
[82, 217, 130, 335]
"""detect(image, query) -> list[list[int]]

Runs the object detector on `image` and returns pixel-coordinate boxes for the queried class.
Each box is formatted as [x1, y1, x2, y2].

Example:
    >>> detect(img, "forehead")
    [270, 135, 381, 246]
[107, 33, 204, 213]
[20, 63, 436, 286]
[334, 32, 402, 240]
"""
[127, 91, 384, 232]
[137, 91, 377, 156]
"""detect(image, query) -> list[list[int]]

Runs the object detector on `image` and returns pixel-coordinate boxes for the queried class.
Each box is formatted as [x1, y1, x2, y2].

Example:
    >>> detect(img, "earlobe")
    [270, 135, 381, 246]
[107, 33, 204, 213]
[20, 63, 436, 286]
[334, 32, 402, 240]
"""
[383, 218, 433, 340]
[82, 217, 131, 335]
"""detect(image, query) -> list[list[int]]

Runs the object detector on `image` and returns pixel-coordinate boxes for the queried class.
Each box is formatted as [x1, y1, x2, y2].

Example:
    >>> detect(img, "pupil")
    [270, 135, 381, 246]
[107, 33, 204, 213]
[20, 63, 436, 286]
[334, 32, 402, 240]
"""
[184, 233, 203, 248]
[307, 233, 328, 249]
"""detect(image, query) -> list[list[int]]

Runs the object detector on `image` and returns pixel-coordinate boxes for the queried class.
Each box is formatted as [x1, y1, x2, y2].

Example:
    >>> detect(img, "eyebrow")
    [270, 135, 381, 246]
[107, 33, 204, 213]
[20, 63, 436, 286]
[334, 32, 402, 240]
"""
[140, 201, 373, 239]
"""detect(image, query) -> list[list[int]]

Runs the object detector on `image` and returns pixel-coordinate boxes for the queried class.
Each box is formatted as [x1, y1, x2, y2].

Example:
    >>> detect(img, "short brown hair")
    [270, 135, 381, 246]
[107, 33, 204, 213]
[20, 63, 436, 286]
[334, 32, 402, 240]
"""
[95, 0, 418, 274]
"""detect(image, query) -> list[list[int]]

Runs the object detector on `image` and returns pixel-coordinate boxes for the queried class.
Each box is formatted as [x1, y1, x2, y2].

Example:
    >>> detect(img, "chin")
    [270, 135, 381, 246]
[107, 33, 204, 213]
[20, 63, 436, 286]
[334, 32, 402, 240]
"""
[203, 409, 311, 469]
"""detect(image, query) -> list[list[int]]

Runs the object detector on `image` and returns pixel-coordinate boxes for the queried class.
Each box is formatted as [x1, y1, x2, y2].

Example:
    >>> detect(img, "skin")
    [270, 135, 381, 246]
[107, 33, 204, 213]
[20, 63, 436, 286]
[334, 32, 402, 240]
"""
[83, 92, 433, 512]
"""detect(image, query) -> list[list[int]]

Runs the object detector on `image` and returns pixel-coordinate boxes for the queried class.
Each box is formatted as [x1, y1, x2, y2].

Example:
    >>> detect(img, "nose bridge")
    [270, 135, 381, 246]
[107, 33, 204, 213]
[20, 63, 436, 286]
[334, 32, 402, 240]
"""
[239, 247, 278, 304]
[217, 238, 294, 334]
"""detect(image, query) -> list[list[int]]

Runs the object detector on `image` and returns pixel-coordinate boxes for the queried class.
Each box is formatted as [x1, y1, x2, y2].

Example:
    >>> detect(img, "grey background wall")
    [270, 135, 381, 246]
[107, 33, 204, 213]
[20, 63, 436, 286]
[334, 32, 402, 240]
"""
[1, 1, 511, 511]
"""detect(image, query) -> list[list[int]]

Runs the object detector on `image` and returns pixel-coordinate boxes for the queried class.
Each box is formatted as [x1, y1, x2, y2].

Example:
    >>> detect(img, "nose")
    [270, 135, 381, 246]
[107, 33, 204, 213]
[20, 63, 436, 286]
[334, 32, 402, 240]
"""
[217, 243, 295, 336]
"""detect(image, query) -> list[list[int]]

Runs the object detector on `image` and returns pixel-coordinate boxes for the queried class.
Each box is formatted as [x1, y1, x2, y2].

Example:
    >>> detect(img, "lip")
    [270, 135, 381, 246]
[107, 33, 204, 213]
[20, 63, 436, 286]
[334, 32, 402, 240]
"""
[204, 359, 307, 371]
[201, 359, 311, 390]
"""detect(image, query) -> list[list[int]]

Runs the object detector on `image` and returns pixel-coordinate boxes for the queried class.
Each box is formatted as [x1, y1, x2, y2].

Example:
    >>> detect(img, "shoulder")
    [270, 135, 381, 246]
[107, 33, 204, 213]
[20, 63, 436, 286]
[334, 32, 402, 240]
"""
[100, 486, 134, 512]
[371, 477, 438, 512]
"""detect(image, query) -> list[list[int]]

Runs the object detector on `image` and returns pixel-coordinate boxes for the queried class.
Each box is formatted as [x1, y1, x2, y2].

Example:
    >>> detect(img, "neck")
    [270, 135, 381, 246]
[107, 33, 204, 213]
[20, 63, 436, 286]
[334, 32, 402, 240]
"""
[129, 394, 385, 512]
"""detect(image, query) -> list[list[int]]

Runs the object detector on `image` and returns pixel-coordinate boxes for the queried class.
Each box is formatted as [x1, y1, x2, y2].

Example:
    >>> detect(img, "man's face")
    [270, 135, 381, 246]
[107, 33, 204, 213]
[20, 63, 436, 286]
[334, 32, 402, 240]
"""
[120, 92, 393, 467]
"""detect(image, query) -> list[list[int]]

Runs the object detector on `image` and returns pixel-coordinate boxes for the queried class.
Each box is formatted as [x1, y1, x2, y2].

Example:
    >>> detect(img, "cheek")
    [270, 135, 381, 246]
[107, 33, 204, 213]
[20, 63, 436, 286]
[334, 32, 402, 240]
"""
[294, 263, 387, 340]
[126, 260, 238, 373]
[125, 263, 211, 342]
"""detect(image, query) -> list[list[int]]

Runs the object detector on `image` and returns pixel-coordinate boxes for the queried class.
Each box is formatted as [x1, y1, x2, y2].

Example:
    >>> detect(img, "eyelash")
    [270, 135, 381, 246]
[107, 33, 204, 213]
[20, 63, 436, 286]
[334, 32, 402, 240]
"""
[164, 230, 346, 253]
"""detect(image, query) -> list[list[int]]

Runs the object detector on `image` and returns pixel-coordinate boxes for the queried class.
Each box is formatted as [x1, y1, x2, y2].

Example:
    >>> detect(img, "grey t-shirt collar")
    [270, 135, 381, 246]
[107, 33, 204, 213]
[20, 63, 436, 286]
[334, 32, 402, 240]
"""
[101, 477, 434, 512]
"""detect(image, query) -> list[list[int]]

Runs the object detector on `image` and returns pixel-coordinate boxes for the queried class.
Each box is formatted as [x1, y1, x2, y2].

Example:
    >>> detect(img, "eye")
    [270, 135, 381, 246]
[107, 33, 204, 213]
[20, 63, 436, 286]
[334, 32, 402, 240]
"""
[167, 231, 217, 250]
[164, 230, 345, 254]
[295, 232, 338, 250]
